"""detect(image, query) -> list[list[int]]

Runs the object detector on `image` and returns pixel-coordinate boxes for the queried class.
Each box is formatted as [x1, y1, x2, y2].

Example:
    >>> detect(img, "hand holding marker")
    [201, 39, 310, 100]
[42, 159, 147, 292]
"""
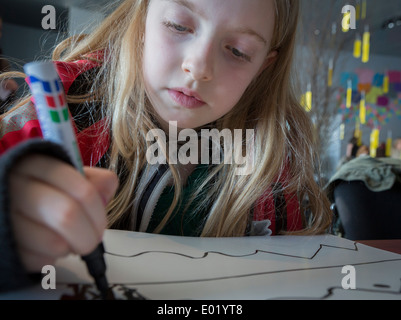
[24, 61, 113, 299]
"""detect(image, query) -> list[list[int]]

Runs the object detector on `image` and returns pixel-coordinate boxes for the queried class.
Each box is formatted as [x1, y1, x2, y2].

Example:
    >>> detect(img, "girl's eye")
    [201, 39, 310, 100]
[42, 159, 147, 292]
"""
[163, 21, 192, 33]
[227, 46, 251, 62]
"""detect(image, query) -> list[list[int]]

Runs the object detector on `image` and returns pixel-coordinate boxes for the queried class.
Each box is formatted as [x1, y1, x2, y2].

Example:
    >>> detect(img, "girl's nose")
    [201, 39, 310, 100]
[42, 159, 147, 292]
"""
[181, 41, 214, 82]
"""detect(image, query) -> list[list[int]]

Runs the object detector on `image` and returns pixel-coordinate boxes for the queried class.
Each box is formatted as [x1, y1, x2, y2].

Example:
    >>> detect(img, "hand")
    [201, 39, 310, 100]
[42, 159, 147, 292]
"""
[9, 155, 119, 272]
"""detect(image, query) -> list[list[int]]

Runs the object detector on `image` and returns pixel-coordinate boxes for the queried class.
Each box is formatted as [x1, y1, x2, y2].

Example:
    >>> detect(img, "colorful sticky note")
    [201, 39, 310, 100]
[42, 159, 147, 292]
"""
[366, 86, 384, 104]
[355, 68, 374, 84]
[340, 123, 345, 140]
[340, 73, 358, 89]
[388, 71, 401, 83]
[346, 86, 353, 108]
[362, 30, 370, 63]
[305, 90, 312, 112]
[353, 37, 361, 58]
[372, 73, 384, 87]
[358, 83, 371, 93]
[361, 0, 367, 19]
[342, 12, 351, 32]
[328, 68, 333, 87]
[386, 138, 392, 157]
[352, 90, 361, 103]
[383, 75, 389, 93]
[377, 96, 389, 106]
[393, 83, 401, 92]
[360, 100, 366, 124]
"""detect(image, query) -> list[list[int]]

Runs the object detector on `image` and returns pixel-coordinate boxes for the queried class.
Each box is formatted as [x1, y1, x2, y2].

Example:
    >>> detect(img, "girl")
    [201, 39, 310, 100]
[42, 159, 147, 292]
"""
[0, 0, 332, 292]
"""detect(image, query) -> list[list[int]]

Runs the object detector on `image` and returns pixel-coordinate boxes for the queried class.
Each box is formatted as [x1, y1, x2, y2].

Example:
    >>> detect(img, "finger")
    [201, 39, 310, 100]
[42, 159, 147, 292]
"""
[12, 155, 107, 238]
[11, 210, 70, 259]
[84, 167, 119, 206]
[10, 174, 101, 255]
[17, 247, 56, 273]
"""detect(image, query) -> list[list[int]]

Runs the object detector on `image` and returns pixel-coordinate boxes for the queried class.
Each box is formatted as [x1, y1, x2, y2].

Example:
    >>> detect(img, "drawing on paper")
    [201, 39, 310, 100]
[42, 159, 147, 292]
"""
[2, 230, 401, 300]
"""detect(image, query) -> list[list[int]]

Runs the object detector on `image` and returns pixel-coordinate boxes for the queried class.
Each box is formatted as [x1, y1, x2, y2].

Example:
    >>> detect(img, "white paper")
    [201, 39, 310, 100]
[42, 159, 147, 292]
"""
[2, 230, 401, 300]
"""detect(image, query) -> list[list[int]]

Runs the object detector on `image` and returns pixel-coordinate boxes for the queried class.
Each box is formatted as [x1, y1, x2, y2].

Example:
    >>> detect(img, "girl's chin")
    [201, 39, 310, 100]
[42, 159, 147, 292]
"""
[157, 117, 209, 131]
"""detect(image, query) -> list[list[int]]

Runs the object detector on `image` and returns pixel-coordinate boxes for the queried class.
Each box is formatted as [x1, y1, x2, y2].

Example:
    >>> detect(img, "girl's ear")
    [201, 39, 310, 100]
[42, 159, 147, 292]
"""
[257, 50, 278, 76]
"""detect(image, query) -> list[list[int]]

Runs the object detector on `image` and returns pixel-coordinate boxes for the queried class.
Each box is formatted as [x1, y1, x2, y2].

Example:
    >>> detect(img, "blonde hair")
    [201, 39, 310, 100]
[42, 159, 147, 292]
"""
[2, 0, 332, 236]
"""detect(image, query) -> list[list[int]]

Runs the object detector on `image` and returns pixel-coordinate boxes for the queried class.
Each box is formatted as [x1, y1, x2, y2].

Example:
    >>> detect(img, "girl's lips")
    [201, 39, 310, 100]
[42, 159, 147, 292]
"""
[168, 89, 206, 109]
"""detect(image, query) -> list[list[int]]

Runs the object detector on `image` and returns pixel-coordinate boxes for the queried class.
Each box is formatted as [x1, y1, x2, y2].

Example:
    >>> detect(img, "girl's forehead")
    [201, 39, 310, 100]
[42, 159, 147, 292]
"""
[149, 0, 276, 41]
[151, 0, 275, 19]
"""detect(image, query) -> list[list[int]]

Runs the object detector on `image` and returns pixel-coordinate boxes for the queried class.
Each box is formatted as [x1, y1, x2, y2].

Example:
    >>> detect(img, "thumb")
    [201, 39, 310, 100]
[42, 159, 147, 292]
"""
[83, 167, 119, 206]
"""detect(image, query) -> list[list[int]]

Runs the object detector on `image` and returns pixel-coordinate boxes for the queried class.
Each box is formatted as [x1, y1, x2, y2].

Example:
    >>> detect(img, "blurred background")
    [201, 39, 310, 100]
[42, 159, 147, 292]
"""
[1, 0, 401, 185]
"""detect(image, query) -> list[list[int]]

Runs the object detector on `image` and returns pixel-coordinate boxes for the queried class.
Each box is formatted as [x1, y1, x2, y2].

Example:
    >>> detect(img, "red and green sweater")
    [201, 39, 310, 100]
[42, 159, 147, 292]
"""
[0, 57, 304, 292]
[0, 58, 304, 236]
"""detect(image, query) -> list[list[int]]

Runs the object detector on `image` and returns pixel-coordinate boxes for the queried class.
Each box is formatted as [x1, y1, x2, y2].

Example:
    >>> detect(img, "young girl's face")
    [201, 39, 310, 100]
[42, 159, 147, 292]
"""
[142, 0, 276, 131]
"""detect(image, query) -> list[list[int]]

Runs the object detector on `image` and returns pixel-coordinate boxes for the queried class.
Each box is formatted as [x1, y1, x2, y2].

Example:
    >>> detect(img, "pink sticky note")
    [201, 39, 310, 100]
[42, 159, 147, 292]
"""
[388, 71, 401, 83]
[355, 68, 374, 84]
[377, 96, 389, 106]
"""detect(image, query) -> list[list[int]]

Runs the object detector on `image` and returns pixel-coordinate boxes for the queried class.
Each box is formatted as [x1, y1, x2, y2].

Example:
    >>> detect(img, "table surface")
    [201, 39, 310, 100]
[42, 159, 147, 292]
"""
[357, 239, 401, 255]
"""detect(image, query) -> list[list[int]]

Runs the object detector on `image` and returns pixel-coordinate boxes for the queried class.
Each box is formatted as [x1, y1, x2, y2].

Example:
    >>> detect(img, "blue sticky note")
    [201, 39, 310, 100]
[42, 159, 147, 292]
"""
[340, 72, 358, 90]
[372, 73, 384, 87]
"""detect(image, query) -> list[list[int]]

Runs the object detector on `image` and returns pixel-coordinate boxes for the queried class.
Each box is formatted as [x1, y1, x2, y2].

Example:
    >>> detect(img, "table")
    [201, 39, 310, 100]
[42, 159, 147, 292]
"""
[357, 239, 401, 255]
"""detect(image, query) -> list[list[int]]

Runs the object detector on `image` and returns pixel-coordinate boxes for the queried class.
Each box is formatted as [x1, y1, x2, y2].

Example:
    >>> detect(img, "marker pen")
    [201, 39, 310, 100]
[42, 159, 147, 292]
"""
[24, 61, 113, 300]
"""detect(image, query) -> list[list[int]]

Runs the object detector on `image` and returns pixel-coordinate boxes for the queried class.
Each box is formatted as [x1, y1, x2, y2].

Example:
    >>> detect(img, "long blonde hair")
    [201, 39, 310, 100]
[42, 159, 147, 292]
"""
[2, 0, 332, 236]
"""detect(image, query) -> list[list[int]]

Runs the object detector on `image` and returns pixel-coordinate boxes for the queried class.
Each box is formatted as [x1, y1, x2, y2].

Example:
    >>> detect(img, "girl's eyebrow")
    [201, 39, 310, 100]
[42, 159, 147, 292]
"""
[233, 27, 267, 45]
[163, 0, 203, 17]
[162, 0, 268, 46]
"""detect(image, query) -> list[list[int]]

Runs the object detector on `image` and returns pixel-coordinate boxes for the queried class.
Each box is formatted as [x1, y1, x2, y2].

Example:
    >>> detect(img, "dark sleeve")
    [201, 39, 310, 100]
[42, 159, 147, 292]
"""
[0, 138, 73, 293]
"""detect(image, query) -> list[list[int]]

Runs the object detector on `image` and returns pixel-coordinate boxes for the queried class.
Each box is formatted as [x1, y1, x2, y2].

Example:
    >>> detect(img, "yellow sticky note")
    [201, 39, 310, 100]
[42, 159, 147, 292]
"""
[353, 38, 362, 58]
[305, 91, 312, 112]
[361, 0, 367, 20]
[346, 88, 353, 108]
[355, 128, 362, 147]
[328, 68, 333, 87]
[342, 12, 351, 32]
[362, 31, 370, 63]
[386, 138, 392, 157]
[356, 3, 361, 20]
[340, 123, 345, 141]
[383, 75, 389, 93]
[359, 98, 366, 124]
[373, 129, 380, 146]
[370, 129, 380, 158]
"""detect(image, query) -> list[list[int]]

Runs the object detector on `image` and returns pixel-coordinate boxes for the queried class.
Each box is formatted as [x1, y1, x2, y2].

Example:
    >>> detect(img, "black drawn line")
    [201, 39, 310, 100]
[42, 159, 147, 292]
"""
[322, 286, 401, 299]
[105, 242, 360, 261]
[75, 258, 400, 287]
[56, 240, 401, 300]
[59, 284, 148, 300]
[374, 284, 391, 289]
[57, 259, 401, 300]
[271, 286, 401, 300]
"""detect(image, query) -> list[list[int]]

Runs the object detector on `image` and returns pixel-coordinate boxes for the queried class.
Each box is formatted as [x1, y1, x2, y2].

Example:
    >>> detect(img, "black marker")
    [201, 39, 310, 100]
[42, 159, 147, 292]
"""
[82, 243, 114, 300]
[24, 61, 114, 300]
